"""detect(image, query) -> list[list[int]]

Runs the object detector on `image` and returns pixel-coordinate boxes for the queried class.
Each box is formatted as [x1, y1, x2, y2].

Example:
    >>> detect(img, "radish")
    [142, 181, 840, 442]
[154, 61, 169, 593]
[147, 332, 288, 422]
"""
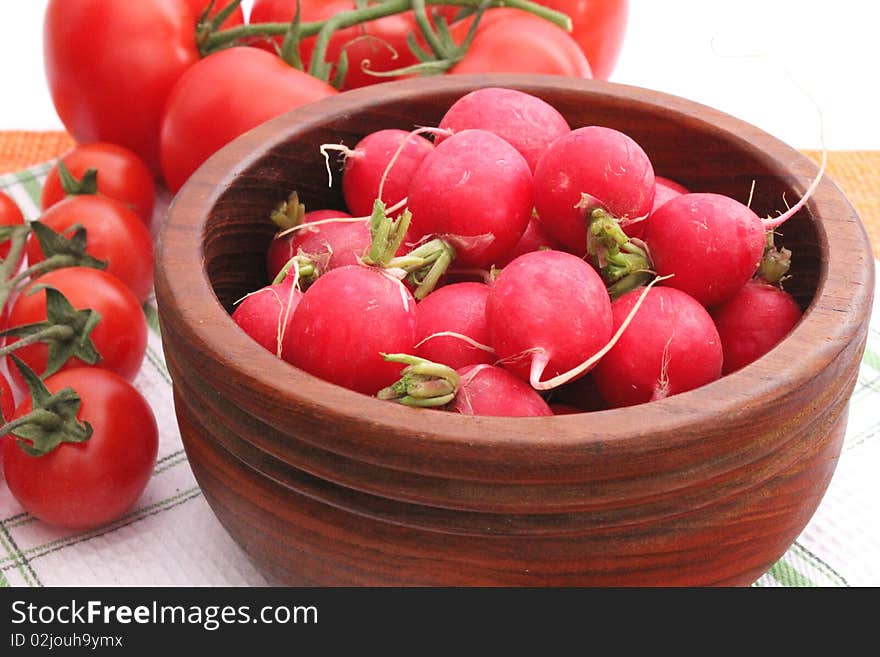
[414, 282, 494, 370]
[487, 249, 613, 388]
[406, 128, 533, 269]
[378, 355, 552, 417]
[651, 175, 689, 214]
[592, 286, 723, 408]
[449, 364, 553, 417]
[436, 87, 571, 173]
[281, 264, 417, 395]
[710, 278, 802, 374]
[232, 258, 314, 357]
[333, 128, 434, 217]
[644, 193, 766, 308]
[533, 125, 655, 253]
[266, 207, 362, 280]
[495, 213, 561, 268]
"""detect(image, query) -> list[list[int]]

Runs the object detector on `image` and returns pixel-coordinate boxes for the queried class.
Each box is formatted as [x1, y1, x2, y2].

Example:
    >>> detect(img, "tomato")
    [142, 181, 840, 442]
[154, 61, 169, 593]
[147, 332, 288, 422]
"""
[538, 0, 629, 80]
[40, 142, 156, 227]
[44, 0, 200, 173]
[6, 267, 147, 382]
[184, 0, 245, 27]
[3, 367, 158, 529]
[449, 12, 592, 78]
[250, 0, 418, 90]
[0, 191, 25, 263]
[28, 195, 155, 304]
[159, 46, 337, 193]
[0, 370, 14, 423]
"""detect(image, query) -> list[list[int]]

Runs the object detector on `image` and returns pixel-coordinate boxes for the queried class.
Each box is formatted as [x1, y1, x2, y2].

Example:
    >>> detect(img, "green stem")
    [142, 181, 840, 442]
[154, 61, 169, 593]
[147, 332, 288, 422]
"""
[11, 254, 81, 290]
[0, 227, 30, 315]
[0, 325, 75, 359]
[412, 0, 447, 59]
[202, 0, 572, 55]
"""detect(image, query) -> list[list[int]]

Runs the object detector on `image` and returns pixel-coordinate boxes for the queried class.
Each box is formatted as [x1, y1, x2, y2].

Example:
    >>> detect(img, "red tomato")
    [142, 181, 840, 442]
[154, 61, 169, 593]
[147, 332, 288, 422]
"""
[27, 195, 155, 303]
[159, 46, 337, 192]
[6, 267, 147, 382]
[184, 0, 245, 27]
[0, 191, 25, 263]
[3, 367, 158, 529]
[449, 12, 592, 78]
[0, 370, 14, 423]
[43, 0, 200, 173]
[40, 142, 156, 227]
[539, 0, 629, 80]
[250, 0, 418, 90]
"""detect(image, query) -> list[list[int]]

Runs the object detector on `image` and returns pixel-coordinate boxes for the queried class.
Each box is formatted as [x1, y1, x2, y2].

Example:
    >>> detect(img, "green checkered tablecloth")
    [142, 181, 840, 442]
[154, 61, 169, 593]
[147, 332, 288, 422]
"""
[0, 161, 877, 588]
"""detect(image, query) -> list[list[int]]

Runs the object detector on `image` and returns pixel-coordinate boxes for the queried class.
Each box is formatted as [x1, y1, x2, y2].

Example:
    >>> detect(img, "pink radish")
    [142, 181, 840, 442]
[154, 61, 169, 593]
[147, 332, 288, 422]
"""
[414, 282, 494, 370]
[267, 207, 361, 280]
[495, 213, 561, 268]
[651, 175, 689, 214]
[644, 193, 766, 308]
[436, 87, 571, 173]
[448, 364, 553, 417]
[592, 286, 723, 408]
[533, 125, 655, 252]
[406, 128, 533, 269]
[232, 260, 311, 357]
[377, 356, 552, 417]
[281, 264, 417, 395]
[337, 128, 434, 217]
[487, 249, 612, 388]
[710, 278, 802, 374]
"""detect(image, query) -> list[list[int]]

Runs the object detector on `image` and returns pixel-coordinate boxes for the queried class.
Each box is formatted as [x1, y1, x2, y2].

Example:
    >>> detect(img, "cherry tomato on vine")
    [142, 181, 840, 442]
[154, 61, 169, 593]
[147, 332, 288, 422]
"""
[0, 371, 14, 423]
[449, 12, 592, 78]
[40, 142, 156, 227]
[250, 0, 419, 90]
[3, 367, 158, 530]
[0, 191, 25, 263]
[184, 0, 245, 27]
[538, 0, 629, 80]
[43, 0, 200, 173]
[28, 195, 155, 304]
[6, 267, 147, 382]
[159, 46, 337, 193]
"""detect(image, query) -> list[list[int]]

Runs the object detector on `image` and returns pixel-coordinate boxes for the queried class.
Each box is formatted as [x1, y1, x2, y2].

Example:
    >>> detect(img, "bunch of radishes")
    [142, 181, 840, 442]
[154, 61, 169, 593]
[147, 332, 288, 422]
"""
[232, 87, 811, 417]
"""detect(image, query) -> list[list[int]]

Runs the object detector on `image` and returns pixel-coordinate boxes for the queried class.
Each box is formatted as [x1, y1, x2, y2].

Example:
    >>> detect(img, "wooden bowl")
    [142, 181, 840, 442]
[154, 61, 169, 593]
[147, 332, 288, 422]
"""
[154, 74, 875, 586]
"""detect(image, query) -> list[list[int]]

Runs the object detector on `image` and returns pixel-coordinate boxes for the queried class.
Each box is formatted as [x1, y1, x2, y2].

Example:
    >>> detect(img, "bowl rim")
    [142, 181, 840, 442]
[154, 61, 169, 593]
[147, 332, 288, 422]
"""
[156, 73, 875, 474]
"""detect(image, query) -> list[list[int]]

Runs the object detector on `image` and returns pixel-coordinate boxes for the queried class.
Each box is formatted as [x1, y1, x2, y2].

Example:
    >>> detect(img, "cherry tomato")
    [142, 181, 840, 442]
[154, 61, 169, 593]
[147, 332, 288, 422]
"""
[159, 46, 337, 193]
[250, 0, 418, 90]
[538, 0, 629, 80]
[184, 0, 245, 27]
[3, 367, 158, 529]
[449, 12, 592, 78]
[6, 267, 147, 382]
[40, 142, 156, 227]
[0, 370, 14, 423]
[0, 191, 25, 263]
[44, 0, 200, 173]
[27, 195, 155, 304]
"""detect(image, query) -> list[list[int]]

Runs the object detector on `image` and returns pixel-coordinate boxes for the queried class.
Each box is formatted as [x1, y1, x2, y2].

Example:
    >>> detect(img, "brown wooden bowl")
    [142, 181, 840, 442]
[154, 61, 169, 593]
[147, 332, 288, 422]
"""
[154, 74, 875, 586]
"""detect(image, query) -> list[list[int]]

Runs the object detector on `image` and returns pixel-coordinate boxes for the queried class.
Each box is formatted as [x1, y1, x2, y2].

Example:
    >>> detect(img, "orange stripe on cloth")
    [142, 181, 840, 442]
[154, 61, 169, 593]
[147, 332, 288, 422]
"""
[0, 130, 74, 175]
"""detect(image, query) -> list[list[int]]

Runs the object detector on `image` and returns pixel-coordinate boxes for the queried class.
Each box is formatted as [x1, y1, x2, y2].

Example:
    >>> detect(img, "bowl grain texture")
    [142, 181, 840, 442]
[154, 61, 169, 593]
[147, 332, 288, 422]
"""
[155, 74, 875, 586]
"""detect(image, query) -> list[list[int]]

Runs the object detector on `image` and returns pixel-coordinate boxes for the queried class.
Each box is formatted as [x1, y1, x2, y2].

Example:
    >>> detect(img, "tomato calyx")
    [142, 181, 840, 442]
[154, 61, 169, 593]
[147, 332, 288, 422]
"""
[0, 356, 93, 457]
[0, 221, 107, 318]
[194, 1, 246, 51]
[56, 161, 98, 197]
[0, 285, 103, 378]
[377, 353, 460, 407]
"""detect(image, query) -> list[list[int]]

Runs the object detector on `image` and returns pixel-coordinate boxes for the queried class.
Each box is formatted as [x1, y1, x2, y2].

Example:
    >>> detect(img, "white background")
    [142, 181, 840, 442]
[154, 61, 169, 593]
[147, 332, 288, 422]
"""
[0, 1, 878, 151]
